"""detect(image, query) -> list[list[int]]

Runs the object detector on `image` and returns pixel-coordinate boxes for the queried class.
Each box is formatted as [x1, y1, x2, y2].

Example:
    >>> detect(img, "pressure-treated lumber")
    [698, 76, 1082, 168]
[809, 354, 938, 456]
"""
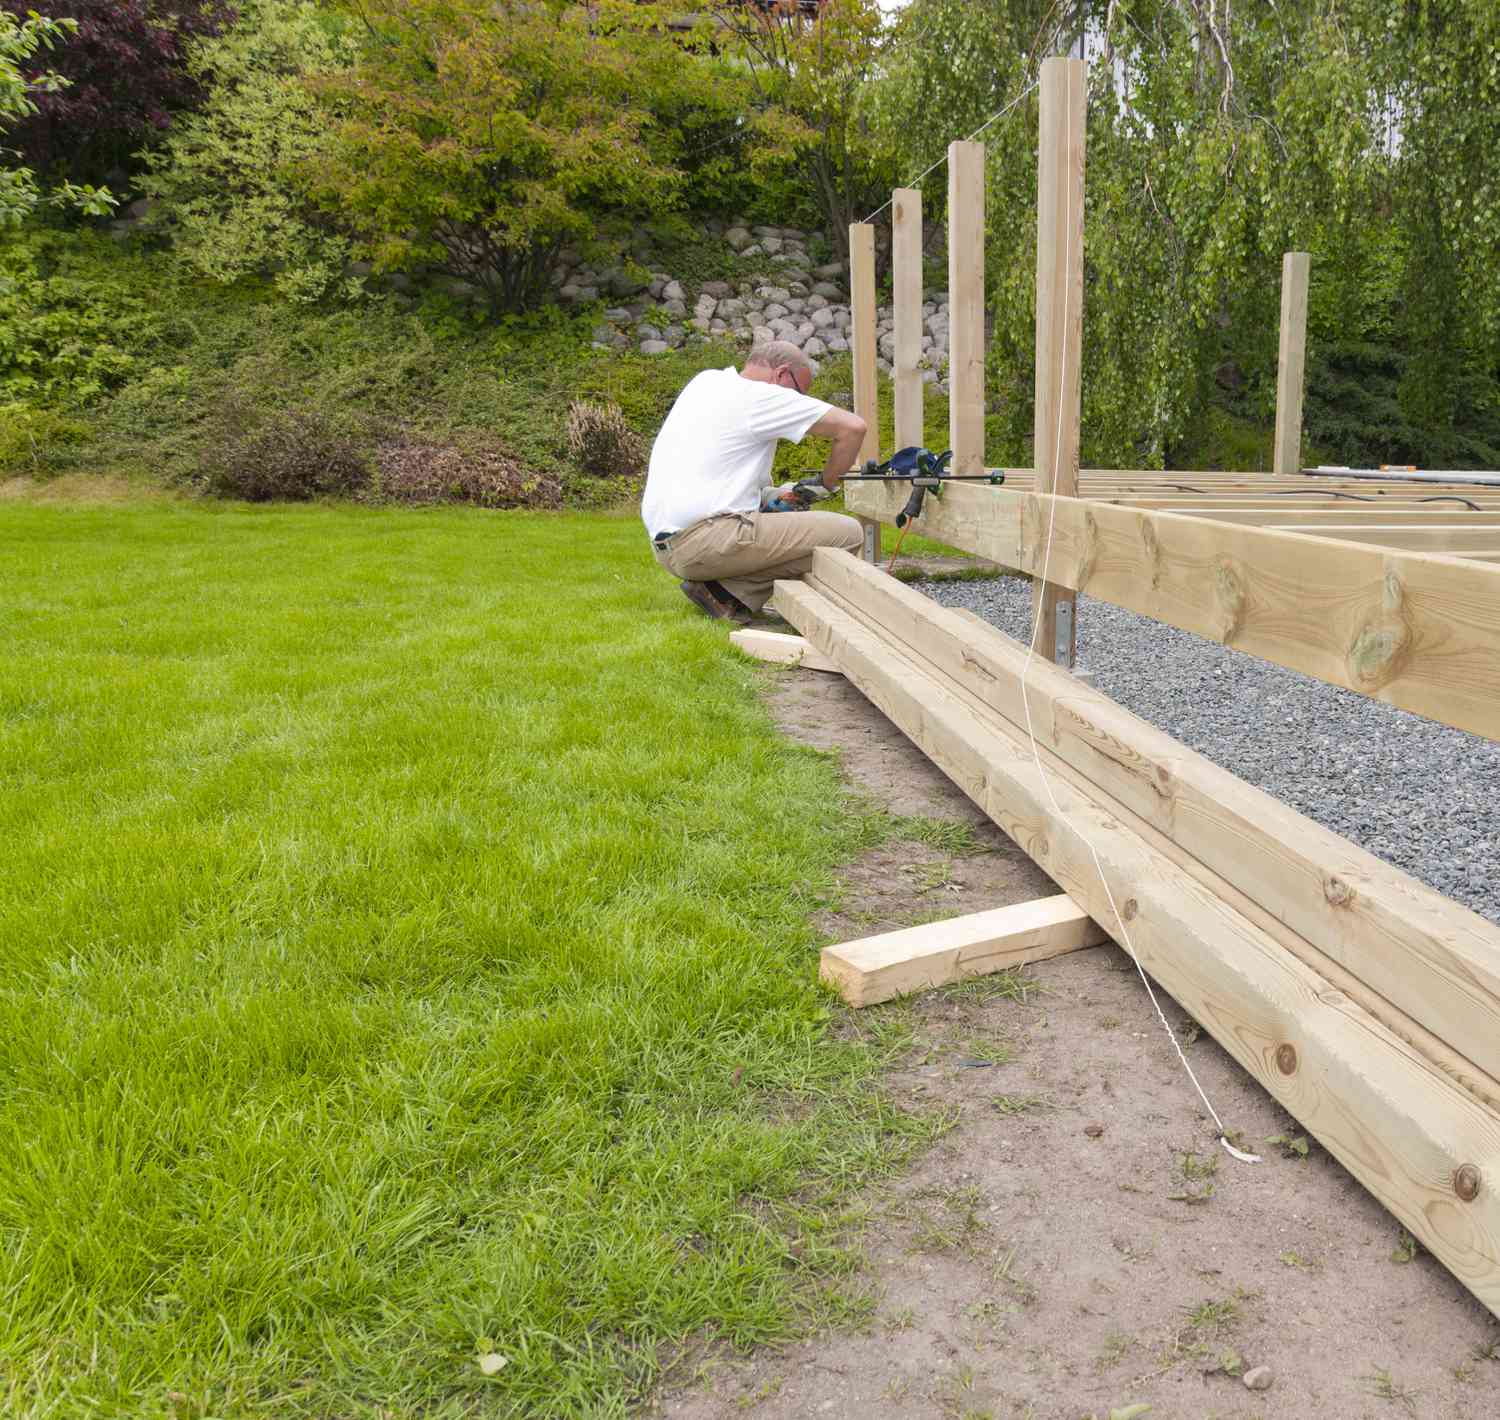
[805, 549, 1500, 1090]
[892, 186, 924, 452]
[1033, 56, 1086, 666]
[841, 479, 1500, 741]
[776, 573, 1500, 1319]
[728, 627, 839, 673]
[822, 894, 1105, 1007]
[1275, 252, 1312, 477]
[948, 141, 986, 478]
[848, 220, 881, 560]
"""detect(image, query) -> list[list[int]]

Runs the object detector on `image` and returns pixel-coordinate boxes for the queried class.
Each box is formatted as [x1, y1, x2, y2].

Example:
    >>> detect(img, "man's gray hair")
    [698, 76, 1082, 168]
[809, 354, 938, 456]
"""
[746, 340, 811, 375]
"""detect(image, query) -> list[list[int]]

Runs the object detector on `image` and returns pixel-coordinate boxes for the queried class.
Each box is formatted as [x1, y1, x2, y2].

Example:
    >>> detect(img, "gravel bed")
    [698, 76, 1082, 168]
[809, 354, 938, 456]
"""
[912, 575, 1500, 926]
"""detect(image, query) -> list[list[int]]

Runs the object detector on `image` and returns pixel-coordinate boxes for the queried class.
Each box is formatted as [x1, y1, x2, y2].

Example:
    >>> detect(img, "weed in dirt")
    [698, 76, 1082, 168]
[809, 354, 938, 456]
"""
[1474, 1340, 1500, 1361]
[1176, 1019, 1203, 1046]
[735, 1376, 783, 1409]
[935, 1364, 998, 1419]
[1266, 1132, 1311, 1159]
[1095, 1331, 1134, 1370]
[1183, 1296, 1241, 1334]
[990, 1092, 1055, 1116]
[1279, 1249, 1317, 1271]
[884, 1306, 917, 1333]
[1168, 1149, 1219, 1204]
[882, 1375, 912, 1401]
[900, 860, 960, 895]
[956, 1038, 1013, 1067]
[1202, 1345, 1245, 1377]
[893, 816, 986, 855]
[943, 969, 1040, 1005]
[994, 1246, 1039, 1306]
[1391, 1230, 1420, 1264]
[1455, 1359, 1476, 1383]
[1098, 1014, 1122, 1029]
[1363, 1367, 1419, 1410]
[900, 1185, 989, 1256]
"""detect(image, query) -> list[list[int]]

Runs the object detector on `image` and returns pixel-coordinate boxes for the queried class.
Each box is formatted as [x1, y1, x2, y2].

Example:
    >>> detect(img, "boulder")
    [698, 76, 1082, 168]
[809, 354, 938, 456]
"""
[559, 284, 582, 302]
[752, 224, 780, 238]
[796, 321, 816, 341]
[640, 340, 670, 354]
[784, 297, 806, 314]
[805, 293, 829, 311]
[716, 297, 747, 318]
[811, 281, 844, 300]
[803, 336, 827, 359]
[710, 319, 727, 333]
[648, 276, 668, 299]
[763, 302, 789, 321]
[662, 324, 686, 346]
[662, 279, 686, 303]
[752, 324, 775, 344]
[755, 285, 791, 303]
[661, 298, 688, 318]
[591, 323, 616, 344]
[813, 261, 845, 279]
[738, 244, 763, 259]
[694, 294, 718, 320]
[810, 307, 836, 330]
[761, 236, 784, 254]
[574, 285, 599, 302]
[702, 280, 733, 298]
[636, 324, 662, 341]
[604, 306, 633, 323]
[826, 334, 849, 353]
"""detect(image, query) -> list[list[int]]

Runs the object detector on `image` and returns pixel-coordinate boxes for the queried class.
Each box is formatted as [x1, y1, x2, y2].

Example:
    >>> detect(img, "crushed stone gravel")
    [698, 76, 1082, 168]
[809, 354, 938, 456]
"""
[912, 574, 1500, 927]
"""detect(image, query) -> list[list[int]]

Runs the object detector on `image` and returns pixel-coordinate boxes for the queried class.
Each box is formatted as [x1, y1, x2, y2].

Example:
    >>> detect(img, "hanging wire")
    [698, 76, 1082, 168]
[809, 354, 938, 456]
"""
[860, 79, 1042, 225]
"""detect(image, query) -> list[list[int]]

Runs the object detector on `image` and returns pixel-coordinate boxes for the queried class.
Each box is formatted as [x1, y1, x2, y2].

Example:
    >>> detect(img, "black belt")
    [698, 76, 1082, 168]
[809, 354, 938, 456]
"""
[653, 530, 677, 548]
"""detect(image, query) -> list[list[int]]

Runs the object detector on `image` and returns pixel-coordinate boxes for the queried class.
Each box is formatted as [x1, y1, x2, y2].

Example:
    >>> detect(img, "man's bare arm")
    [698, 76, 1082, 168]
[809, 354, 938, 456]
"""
[807, 408, 868, 490]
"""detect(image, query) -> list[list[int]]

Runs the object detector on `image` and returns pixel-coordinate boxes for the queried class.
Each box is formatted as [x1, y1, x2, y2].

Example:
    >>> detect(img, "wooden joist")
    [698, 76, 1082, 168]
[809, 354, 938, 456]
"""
[775, 556, 1500, 1318]
[842, 480, 1500, 741]
[822, 894, 1105, 1007]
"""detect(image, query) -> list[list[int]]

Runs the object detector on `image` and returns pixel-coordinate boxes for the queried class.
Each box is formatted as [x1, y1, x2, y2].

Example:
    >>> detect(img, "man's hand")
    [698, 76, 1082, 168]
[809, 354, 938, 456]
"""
[806, 407, 868, 490]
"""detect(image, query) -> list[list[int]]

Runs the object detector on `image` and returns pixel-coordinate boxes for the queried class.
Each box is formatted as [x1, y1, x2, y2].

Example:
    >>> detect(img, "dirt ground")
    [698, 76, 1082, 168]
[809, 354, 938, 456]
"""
[651, 660, 1500, 1420]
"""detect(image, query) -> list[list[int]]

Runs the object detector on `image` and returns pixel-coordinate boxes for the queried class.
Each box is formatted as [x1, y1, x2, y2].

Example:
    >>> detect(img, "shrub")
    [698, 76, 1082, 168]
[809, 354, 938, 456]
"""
[565, 398, 647, 479]
[0, 401, 90, 472]
[137, 0, 361, 304]
[200, 398, 371, 501]
[372, 436, 561, 509]
[0, 0, 231, 182]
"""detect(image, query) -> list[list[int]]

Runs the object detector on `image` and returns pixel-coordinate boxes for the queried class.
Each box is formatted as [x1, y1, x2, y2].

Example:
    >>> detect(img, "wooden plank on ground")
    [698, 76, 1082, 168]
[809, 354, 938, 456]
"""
[821, 894, 1106, 1007]
[844, 481, 1500, 741]
[775, 576, 1500, 1320]
[728, 627, 840, 673]
[805, 548, 1500, 1092]
[892, 186, 923, 453]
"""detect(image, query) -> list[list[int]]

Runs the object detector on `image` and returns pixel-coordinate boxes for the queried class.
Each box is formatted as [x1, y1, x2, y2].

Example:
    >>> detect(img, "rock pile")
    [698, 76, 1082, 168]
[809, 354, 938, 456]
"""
[550, 220, 952, 389]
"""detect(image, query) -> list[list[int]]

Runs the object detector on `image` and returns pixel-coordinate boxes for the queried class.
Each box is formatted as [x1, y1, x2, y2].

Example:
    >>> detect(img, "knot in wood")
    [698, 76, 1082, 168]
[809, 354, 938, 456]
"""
[1121, 898, 1138, 922]
[1322, 874, 1355, 908]
[1347, 569, 1413, 692]
[1275, 1042, 1298, 1076]
[1078, 510, 1099, 589]
[1212, 555, 1246, 642]
[1139, 516, 1160, 589]
[1455, 1164, 1482, 1202]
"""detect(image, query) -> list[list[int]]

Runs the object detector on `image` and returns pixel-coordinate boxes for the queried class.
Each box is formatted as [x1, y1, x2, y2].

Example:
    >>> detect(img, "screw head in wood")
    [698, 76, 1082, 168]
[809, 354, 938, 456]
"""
[1275, 1043, 1298, 1076]
[1455, 1164, 1482, 1202]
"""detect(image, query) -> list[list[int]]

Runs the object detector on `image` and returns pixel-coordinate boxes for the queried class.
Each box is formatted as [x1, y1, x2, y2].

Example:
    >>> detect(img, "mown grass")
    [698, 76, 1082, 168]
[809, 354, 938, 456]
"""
[0, 501, 932, 1418]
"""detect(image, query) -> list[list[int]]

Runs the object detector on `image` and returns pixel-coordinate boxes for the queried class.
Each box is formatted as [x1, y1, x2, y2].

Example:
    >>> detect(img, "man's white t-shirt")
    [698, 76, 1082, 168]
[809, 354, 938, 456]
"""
[641, 367, 832, 538]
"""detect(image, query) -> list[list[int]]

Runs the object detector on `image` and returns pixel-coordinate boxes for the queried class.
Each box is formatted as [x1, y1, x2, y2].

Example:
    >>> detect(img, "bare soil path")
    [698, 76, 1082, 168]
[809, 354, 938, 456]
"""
[651, 665, 1500, 1420]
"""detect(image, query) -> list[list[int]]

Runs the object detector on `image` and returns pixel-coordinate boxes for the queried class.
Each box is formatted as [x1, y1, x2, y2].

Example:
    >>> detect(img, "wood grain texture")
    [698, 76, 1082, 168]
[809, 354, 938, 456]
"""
[948, 141, 986, 478]
[1275, 252, 1312, 477]
[849, 222, 880, 467]
[776, 576, 1500, 1319]
[821, 895, 1105, 1007]
[845, 481, 1500, 740]
[806, 550, 1500, 1091]
[892, 186, 924, 453]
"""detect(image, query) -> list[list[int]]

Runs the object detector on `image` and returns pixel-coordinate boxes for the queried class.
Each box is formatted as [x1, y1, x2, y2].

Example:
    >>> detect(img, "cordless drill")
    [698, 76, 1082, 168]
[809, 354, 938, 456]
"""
[764, 478, 834, 513]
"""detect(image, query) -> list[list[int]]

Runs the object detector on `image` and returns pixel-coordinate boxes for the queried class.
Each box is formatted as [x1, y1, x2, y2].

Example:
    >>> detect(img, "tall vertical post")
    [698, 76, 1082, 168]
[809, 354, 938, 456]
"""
[948, 141, 986, 478]
[849, 221, 881, 561]
[892, 187, 924, 453]
[1031, 56, 1085, 668]
[1274, 251, 1311, 478]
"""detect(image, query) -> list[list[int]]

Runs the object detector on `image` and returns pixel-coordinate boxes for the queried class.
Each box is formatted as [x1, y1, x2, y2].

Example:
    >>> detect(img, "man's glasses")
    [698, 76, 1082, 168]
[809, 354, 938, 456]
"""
[777, 366, 812, 395]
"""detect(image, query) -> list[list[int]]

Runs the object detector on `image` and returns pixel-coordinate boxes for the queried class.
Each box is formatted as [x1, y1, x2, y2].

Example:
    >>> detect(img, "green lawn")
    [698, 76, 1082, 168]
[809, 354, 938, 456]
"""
[0, 502, 924, 1418]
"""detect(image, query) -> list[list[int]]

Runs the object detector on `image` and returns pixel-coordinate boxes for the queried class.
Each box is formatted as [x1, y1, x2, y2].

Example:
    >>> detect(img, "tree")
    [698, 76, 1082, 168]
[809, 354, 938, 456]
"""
[1, 10, 114, 224]
[712, 0, 895, 256]
[0, 0, 230, 183]
[308, 0, 720, 312]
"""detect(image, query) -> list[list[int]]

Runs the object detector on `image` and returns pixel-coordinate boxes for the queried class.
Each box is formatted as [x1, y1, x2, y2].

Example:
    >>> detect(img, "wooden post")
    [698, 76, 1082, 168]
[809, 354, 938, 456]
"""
[948, 141, 985, 478]
[1274, 251, 1311, 478]
[1031, 55, 1085, 667]
[849, 220, 881, 561]
[892, 187, 924, 453]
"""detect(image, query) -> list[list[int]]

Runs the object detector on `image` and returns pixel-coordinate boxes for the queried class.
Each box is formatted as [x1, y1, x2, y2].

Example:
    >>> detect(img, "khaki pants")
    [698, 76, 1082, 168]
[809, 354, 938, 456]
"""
[652, 510, 864, 612]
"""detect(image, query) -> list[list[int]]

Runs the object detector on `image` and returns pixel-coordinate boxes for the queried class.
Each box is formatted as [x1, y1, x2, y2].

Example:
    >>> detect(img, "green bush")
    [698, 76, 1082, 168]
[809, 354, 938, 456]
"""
[0, 402, 90, 473]
[0, 228, 161, 405]
[199, 397, 371, 500]
[371, 434, 561, 508]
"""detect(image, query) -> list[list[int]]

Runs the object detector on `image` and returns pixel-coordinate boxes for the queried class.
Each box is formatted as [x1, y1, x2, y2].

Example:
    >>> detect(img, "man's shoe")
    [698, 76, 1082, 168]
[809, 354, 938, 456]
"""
[679, 580, 737, 620]
[705, 580, 755, 623]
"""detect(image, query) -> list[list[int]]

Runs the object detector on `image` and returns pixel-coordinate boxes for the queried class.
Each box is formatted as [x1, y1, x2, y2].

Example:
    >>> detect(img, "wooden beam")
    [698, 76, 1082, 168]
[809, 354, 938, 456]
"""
[729, 628, 839, 673]
[776, 574, 1500, 1320]
[849, 220, 880, 561]
[805, 548, 1500, 1089]
[840, 481, 1500, 741]
[1032, 55, 1086, 666]
[822, 895, 1105, 1007]
[1275, 252, 1312, 478]
[892, 186, 923, 453]
[948, 140, 985, 478]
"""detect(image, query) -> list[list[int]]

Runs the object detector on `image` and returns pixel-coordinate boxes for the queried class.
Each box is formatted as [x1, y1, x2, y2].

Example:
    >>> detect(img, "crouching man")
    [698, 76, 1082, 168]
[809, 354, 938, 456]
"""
[642, 340, 868, 621]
